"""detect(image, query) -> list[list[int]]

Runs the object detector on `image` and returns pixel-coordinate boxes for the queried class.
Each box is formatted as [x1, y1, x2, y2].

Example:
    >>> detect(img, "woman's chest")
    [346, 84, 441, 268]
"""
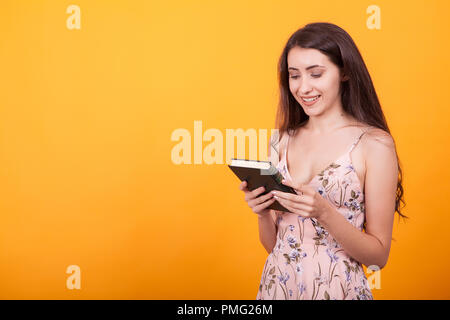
[286, 136, 366, 192]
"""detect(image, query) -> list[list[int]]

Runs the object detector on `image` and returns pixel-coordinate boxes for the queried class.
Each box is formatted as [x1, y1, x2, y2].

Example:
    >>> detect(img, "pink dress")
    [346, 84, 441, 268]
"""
[256, 130, 373, 300]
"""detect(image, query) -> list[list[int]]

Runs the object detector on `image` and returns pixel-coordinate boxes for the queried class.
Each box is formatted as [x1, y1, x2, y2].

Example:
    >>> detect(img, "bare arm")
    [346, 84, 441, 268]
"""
[317, 130, 398, 269]
[257, 210, 278, 254]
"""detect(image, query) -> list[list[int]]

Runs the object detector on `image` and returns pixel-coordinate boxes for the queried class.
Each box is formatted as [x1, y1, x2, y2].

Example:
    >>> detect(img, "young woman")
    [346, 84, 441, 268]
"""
[239, 22, 406, 300]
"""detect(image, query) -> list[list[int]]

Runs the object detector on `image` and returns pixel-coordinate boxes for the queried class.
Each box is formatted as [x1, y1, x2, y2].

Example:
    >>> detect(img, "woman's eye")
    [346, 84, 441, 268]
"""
[289, 74, 321, 79]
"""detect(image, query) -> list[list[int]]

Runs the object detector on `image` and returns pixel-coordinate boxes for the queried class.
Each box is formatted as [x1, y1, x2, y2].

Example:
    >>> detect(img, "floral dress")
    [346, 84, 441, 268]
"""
[256, 130, 373, 300]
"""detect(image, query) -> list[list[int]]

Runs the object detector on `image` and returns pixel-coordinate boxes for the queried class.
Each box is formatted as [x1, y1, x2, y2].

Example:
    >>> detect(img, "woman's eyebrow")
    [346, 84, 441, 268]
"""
[288, 65, 325, 71]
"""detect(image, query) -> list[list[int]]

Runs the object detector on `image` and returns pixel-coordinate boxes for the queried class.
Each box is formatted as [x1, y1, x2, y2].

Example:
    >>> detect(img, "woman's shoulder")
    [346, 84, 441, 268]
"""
[359, 126, 397, 168]
[270, 128, 291, 148]
[361, 125, 395, 148]
[269, 129, 291, 163]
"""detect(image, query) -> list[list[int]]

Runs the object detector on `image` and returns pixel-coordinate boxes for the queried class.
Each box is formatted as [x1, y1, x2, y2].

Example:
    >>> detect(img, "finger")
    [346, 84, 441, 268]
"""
[272, 190, 312, 207]
[282, 198, 310, 212]
[239, 180, 247, 191]
[281, 179, 310, 195]
[248, 191, 273, 208]
[274, 196, 310, 215]
[273, 196, 297, 213]
[245, 186, 265, 201]
[253, 197, 276, 214]
[281, 178, 301, 191]
[287, 179, 315, 196]
[251, 186, 266, 198]
[271, 190, 302, 202]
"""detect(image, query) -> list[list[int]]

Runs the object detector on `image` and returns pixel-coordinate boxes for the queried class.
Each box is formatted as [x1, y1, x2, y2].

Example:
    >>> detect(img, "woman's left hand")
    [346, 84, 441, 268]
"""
[271, 178, 334, 221]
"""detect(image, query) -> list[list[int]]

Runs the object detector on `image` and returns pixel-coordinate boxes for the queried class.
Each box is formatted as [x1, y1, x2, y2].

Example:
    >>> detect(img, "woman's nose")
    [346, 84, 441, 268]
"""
[299, 80, 313, 94]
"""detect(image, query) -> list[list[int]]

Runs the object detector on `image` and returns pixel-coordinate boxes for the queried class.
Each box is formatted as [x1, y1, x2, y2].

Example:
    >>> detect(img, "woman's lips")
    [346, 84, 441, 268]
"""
[301, 95, 321, 106]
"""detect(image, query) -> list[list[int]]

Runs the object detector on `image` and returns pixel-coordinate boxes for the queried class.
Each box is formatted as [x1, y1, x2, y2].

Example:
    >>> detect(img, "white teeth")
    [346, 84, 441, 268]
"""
[302, 95, 320, 102]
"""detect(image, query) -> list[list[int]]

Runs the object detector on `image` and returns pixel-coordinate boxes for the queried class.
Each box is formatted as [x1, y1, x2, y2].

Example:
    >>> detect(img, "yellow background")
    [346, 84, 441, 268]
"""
[0, 0, 449, 299]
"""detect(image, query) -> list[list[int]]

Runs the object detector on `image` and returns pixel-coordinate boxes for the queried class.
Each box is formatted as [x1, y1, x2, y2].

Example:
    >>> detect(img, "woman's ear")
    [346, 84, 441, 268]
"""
[340, 68, 349, 81]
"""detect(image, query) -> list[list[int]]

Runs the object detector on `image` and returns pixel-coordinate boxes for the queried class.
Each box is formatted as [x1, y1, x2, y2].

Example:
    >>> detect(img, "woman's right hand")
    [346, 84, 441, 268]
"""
[239, 180, 276, 217]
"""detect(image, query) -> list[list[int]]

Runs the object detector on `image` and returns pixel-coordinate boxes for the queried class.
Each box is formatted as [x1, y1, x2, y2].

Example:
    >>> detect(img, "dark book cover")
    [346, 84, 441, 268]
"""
[228, 158, 297, 213]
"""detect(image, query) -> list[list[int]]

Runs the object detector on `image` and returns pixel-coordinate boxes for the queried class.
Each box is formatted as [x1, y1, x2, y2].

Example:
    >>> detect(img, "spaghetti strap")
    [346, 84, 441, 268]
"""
[348, 128, 369, 154]
[284, 133, 290, 164]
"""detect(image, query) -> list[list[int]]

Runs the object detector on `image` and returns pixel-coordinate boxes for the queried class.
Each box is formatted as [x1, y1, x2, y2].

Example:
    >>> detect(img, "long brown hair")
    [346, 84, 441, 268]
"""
[274, 22, 407, 221]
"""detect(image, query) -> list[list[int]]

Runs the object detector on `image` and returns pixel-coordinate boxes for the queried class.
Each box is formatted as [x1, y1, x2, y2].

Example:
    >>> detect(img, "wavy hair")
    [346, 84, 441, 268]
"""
[274, 22, 407, 222]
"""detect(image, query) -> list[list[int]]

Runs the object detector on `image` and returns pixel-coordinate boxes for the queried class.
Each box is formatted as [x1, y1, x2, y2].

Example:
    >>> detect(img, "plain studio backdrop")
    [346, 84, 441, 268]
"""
[0, 0, 449, 299]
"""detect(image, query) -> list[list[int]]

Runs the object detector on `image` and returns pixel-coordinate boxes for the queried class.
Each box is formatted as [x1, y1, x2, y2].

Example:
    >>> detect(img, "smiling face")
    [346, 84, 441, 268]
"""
[287, 46, 346, 117]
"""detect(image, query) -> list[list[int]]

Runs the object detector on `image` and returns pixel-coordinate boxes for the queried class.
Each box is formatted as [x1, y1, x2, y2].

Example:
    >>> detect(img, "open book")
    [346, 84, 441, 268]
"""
[228, 158, 297, 213]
